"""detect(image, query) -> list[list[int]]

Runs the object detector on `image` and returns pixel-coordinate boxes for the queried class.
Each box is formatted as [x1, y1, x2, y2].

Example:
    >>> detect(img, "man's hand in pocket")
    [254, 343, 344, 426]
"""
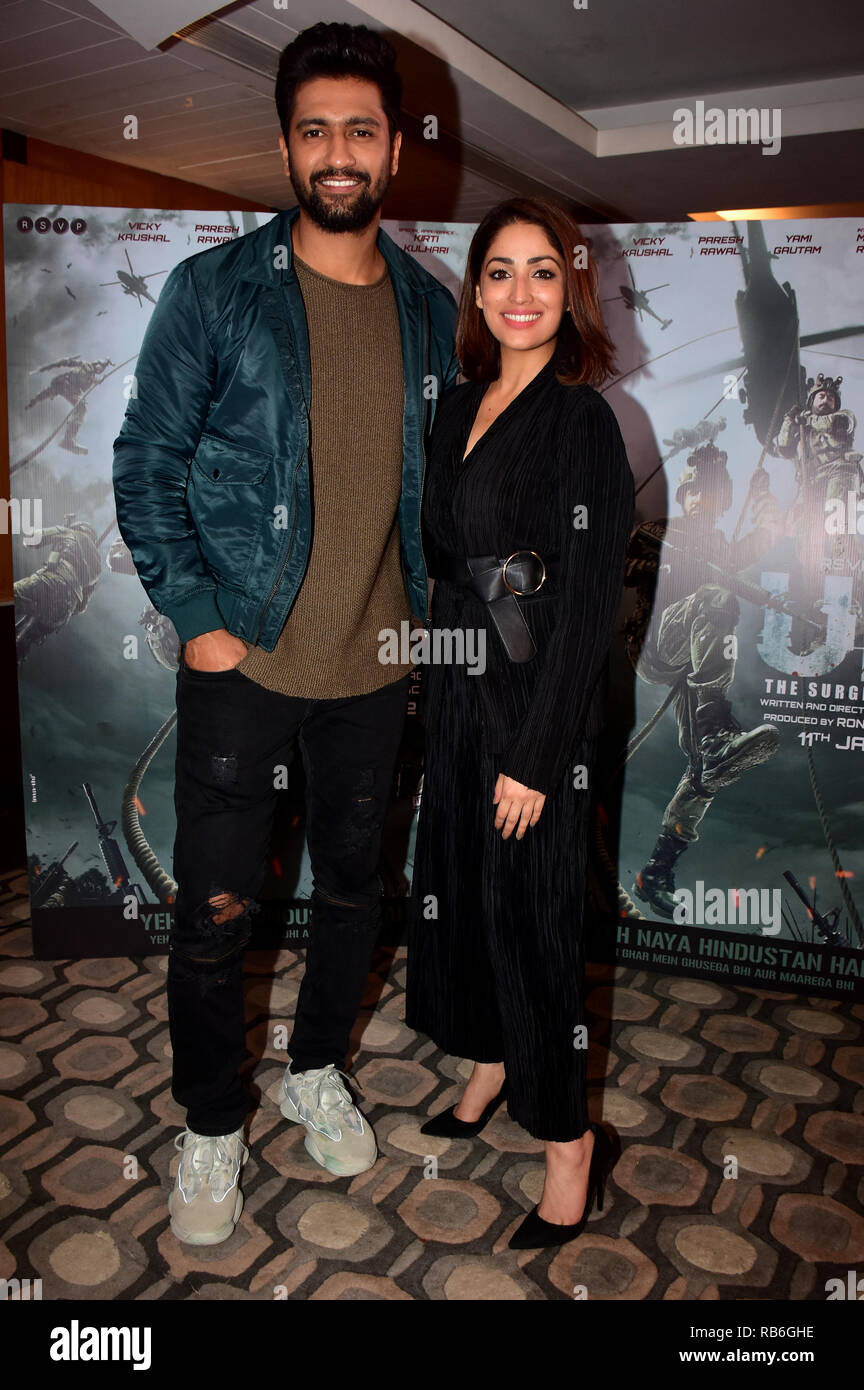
[183, 629, 249, 672]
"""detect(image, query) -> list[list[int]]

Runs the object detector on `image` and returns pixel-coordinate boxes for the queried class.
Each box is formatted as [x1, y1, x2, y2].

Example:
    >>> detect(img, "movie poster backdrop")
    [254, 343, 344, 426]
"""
[4, 204, 863, 998]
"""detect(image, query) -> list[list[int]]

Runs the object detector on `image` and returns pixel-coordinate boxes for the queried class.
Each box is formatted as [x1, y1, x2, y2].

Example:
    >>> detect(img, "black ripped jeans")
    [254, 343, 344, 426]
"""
[168, 655, 411, 1137]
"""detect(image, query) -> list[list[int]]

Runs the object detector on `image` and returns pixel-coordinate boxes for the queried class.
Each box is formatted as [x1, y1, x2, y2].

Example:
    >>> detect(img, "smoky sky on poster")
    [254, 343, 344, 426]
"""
[5, 205, 864, 958]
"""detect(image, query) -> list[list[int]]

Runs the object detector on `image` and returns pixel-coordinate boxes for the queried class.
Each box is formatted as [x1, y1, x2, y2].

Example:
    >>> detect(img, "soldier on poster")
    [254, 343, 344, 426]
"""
[624, 440, 785, 916]
[775, 372, 863, 651]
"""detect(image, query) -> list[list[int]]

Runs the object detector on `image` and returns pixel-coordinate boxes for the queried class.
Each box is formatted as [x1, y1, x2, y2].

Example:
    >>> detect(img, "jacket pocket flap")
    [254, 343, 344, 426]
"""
[191, 433, 272, 483]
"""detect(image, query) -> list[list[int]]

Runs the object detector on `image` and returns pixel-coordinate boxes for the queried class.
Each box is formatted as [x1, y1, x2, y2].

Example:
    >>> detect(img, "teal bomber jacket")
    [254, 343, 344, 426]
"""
[112, 206, 459, 648]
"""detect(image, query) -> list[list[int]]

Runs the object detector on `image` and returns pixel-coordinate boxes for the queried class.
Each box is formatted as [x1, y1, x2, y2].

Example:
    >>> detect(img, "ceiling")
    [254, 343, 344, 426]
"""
[1, 0, 862, 220]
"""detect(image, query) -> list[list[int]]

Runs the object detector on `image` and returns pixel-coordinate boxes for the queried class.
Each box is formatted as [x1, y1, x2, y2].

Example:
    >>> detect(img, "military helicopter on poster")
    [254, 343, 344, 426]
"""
[99, 247, 169, 307]
[679, 220, 864, 448]
[603, 258, 673, 330]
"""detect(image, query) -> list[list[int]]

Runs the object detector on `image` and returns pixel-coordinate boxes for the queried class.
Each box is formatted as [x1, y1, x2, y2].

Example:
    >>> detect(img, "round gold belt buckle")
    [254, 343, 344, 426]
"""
[502, 549, 546, 596]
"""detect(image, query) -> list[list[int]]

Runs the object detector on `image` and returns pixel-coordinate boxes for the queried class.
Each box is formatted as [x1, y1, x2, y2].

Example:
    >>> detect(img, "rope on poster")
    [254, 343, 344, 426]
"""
[602, 327, 741, 501]
[92, 510, 180, 906]
[731, 336, 798, 542]
[805, 748, 863, 944]
[121, 711, 179, 906]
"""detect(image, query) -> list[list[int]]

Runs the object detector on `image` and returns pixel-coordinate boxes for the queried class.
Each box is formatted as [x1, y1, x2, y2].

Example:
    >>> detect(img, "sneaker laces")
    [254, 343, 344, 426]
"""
[174, 1129, 246, 1204]
[290, 1064, 364, 1140]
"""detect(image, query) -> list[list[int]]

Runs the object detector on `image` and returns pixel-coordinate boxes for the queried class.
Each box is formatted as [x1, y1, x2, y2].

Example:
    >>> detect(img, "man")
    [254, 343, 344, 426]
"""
[623, 443, 783, 917]
[113, 21, 457, 1245]
[15, 516, 101, 663]
[26, 356, 113, 454]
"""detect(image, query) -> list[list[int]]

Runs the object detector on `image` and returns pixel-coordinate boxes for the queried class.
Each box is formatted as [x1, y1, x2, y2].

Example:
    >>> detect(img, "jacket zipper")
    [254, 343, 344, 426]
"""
[254, 454, 303, 646]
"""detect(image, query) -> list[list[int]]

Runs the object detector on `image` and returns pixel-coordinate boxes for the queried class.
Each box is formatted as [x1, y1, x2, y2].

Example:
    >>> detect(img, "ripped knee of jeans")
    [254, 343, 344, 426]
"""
[207, 890, 253, 926]
[170, 890, 260, 987]
[173, 889, 259, 954]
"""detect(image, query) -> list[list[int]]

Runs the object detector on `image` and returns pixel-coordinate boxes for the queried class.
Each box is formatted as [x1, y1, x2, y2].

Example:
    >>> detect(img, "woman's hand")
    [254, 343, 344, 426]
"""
[493, 774, 546, 839]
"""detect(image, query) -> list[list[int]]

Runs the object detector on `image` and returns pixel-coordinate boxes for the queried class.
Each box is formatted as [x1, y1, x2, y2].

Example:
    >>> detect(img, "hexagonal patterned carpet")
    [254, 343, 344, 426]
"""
[1, 869, 861, 1301]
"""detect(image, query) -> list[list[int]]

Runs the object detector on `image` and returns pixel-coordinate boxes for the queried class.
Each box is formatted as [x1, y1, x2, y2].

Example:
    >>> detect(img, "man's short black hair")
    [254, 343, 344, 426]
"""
[275, 22, 402, 143]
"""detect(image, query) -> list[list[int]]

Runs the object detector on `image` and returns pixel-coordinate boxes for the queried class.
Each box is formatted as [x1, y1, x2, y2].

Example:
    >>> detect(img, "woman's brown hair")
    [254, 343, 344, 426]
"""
[456, 197, 615, 387]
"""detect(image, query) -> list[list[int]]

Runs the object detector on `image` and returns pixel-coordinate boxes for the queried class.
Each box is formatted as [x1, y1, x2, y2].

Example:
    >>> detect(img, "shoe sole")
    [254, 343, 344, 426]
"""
[169, 1186, 244, 1246]
[700, 730, 780, 791]
[280, 1093, 377, 1176]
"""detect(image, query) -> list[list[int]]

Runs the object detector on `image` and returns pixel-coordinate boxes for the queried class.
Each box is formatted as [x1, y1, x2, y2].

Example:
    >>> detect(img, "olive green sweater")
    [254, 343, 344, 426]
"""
[237, 255, 415, 697]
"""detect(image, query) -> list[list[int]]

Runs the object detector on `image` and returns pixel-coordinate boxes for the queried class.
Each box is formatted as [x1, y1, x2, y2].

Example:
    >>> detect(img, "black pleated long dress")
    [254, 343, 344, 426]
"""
[405, 357, 635, 1142]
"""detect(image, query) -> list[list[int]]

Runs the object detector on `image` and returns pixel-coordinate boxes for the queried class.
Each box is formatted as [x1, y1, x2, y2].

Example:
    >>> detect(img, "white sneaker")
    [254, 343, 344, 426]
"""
[169, 1127, 248, 1245]
[279, 1062, 377, 1176]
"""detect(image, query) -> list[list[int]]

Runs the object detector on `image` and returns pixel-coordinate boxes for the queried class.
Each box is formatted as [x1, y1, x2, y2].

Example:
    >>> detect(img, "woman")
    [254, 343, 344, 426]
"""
[406, 197, 635, 1249]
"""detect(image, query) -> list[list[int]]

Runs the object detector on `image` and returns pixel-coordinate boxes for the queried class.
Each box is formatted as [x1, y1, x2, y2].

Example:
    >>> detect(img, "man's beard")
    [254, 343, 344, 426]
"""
[290, 164, 390, 232]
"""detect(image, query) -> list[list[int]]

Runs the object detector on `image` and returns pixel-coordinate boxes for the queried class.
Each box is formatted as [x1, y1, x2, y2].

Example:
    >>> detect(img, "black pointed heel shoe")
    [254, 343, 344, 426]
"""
[420, 1081, 507, 1138]
[508, 1122, 613, 1250]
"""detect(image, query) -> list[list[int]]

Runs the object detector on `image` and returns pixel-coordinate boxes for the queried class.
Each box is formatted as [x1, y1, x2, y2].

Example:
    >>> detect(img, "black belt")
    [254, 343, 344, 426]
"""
[432, 549, 559, 662]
